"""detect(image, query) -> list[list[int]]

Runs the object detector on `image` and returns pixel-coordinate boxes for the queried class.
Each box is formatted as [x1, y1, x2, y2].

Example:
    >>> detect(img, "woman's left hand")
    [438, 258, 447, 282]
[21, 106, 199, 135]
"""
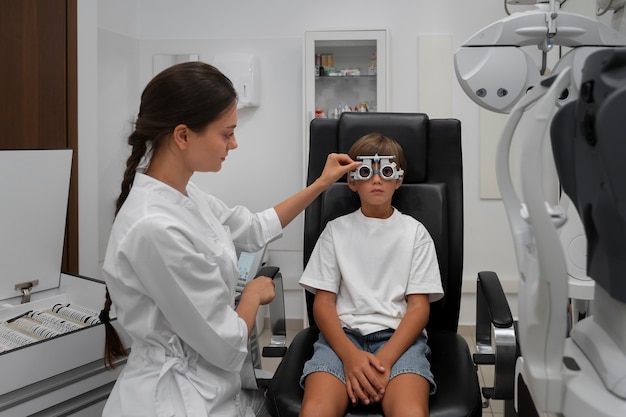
[318, 153, 360, 187]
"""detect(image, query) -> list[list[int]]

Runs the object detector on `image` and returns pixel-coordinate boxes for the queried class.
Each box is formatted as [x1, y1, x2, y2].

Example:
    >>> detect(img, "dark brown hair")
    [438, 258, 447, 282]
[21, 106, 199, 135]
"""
[102, 61, 238, 369]
[115, 61, 238, 214]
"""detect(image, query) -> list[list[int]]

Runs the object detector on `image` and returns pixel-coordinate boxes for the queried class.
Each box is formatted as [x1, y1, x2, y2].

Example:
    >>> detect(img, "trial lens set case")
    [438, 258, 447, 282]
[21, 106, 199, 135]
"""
[0, 149, 127, 416]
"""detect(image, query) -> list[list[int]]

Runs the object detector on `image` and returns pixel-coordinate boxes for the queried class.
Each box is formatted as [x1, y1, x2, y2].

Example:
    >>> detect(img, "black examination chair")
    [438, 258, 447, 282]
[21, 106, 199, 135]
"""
[265, 112, 482, 417]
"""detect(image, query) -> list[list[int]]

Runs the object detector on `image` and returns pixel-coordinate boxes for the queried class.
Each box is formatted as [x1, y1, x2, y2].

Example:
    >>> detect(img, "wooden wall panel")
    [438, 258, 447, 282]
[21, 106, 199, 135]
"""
[0, 0, 78, 273]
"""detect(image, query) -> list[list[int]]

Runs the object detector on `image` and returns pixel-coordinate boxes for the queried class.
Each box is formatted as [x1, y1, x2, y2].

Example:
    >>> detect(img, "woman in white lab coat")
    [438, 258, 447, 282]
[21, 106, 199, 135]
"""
[99, 62, 358, 417]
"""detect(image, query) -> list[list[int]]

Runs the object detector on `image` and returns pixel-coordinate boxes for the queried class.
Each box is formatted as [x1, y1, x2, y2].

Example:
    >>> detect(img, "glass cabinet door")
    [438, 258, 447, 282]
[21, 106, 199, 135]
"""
[303, 30, 388, 166]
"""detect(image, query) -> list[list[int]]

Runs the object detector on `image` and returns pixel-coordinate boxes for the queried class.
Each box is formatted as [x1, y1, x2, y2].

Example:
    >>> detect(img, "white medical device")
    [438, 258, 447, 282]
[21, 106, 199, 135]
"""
[455, 2, 626, 416]
[454, 0, 626, 114]
[552, 48, 626, 416]
[495, 68, 575, 414]
[350, 154, 404, 182]
[501, 47, 626, 417]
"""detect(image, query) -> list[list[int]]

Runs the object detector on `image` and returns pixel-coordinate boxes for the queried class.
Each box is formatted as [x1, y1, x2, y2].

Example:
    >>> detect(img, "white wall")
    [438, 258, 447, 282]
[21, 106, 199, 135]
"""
[80, 0, 616, 325]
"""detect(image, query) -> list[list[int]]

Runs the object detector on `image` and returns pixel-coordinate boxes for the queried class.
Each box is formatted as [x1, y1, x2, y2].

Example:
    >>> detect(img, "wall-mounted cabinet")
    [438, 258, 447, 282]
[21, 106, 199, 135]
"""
[303, 30, 388, 165]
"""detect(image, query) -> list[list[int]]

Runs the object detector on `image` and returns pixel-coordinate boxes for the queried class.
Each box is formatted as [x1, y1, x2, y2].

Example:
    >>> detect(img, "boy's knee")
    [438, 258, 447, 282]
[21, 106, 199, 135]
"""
[384, 401, 429, 417]
[299, 400, 343, 417]
[383, 397, 430, 417]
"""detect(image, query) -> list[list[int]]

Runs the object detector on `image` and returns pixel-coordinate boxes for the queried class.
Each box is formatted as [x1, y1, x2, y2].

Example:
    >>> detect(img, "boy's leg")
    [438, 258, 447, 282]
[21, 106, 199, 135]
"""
[300, 371, 349, 417]
[300, 331, 361, 416]
[381, 373, 430, 417]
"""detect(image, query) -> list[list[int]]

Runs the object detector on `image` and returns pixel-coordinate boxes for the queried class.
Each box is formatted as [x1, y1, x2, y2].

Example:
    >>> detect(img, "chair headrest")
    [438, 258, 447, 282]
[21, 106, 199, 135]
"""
[337, 113, 429, 183]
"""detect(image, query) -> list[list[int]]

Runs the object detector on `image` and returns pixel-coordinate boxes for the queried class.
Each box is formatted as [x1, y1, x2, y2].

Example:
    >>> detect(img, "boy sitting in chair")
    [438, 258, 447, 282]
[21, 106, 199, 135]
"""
[299, 133, 444, 417]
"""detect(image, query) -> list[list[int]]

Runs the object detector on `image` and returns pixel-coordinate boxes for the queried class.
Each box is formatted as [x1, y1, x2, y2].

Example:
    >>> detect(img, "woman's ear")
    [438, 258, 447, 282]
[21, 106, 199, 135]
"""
[172, 124, 189, 150]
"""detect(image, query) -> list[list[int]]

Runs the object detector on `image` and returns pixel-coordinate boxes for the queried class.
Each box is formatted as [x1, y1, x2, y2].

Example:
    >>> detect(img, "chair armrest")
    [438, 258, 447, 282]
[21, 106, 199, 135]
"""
[265, 327, 319, 416]
[475, 270, 518, 400]
[242, 266, 288, 390]
[255, 266, 288, 358]
[477, 271, 514, 328]
[255, 266, 280, 280]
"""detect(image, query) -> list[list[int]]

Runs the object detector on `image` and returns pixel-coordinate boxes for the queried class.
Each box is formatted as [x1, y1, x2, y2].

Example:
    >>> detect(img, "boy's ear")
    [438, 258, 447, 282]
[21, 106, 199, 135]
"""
[348, 179, 358, 192]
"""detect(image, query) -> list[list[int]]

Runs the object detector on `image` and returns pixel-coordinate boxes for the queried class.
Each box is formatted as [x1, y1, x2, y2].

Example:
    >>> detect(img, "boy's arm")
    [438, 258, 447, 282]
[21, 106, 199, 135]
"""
[313, 290, 386, 405]
[375, 293, 430, 371]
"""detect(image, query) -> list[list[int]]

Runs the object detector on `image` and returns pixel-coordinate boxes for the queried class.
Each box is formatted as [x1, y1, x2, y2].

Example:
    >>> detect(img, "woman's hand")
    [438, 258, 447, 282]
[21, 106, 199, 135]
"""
[273, 153, 360, 229]
[236, 277, 275, 335]
[317, 153, 360, 188]
[243, 276, 276, 305]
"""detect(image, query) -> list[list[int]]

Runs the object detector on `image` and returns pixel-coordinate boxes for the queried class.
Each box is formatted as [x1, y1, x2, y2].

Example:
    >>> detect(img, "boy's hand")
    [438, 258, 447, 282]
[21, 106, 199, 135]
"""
[342, 350, 386, 405]
[367, 363, 391, 402]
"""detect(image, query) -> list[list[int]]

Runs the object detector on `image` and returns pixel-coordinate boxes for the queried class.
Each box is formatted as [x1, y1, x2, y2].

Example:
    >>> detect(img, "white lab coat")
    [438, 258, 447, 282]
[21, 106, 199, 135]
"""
[102, 173, 282, 417]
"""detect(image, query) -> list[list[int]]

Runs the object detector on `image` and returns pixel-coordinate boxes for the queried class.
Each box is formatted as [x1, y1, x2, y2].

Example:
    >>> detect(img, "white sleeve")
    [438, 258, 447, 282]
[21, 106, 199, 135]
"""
[407, 226, 445, 302]
[206, 194, 283, 251]
[119, 216, 249, 373]
[298, 224, 341, 294]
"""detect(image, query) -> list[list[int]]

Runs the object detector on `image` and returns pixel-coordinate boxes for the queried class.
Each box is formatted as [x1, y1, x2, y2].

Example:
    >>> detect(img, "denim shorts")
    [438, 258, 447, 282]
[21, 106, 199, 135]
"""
[300, 328, 436, 394]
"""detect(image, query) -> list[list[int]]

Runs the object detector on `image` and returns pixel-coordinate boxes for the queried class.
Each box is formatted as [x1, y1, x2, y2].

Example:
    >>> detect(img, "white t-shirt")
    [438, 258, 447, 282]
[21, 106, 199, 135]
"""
[102, 173, 283, 417]
[299, 208, 444, 336]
